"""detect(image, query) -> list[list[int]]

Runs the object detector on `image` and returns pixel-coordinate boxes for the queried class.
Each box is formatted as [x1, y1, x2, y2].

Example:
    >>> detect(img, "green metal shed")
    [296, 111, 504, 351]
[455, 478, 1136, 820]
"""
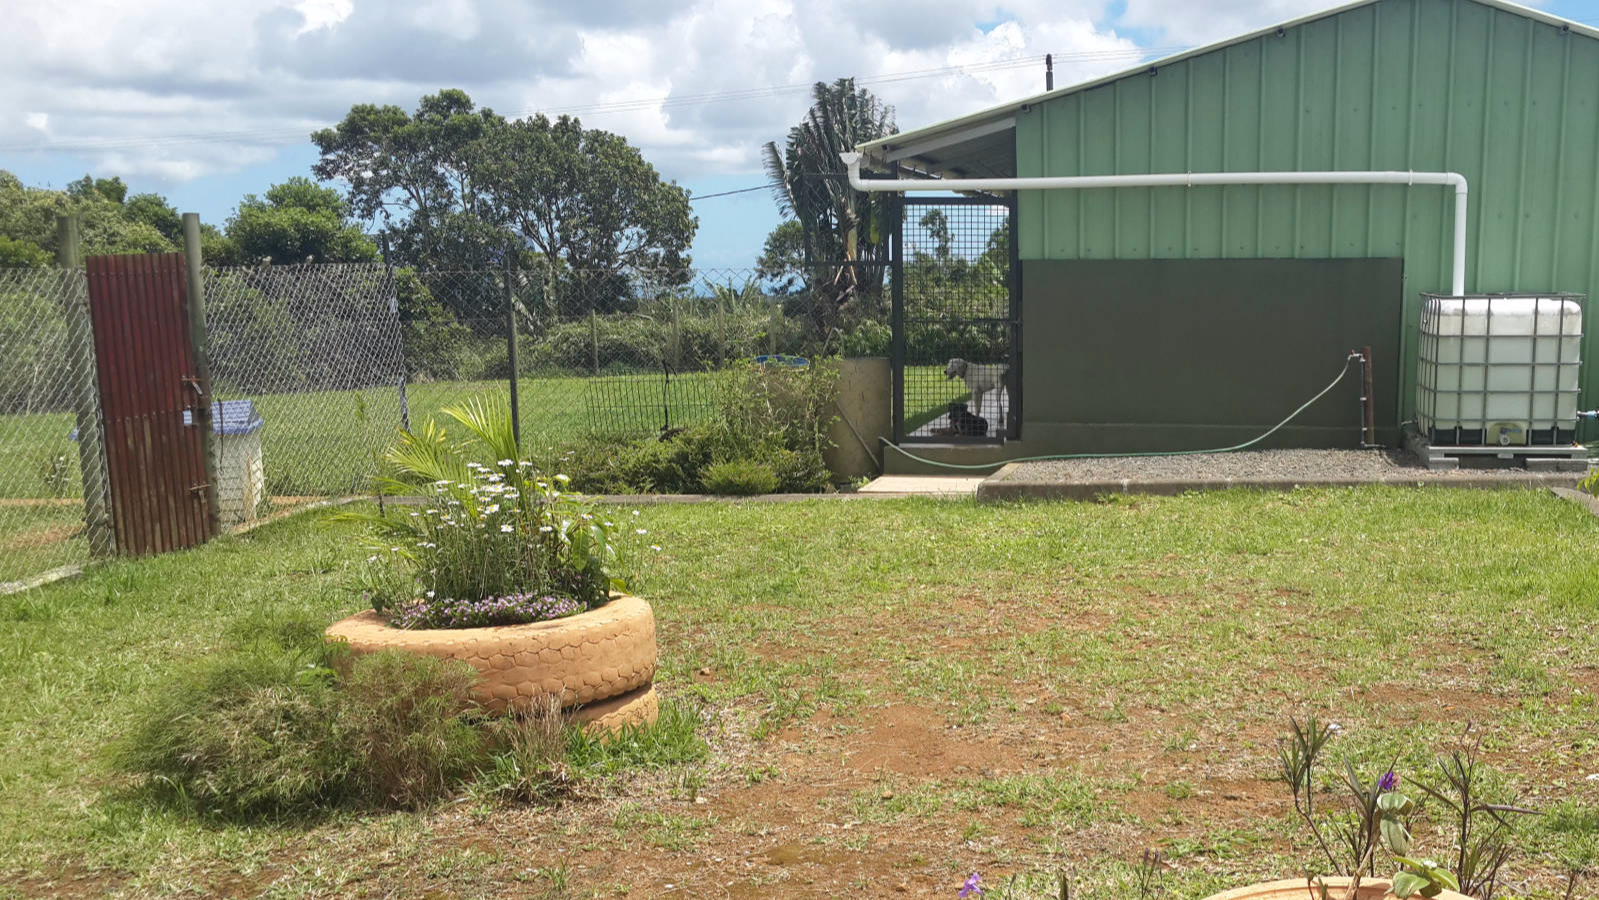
[857, 0, 1599, 464]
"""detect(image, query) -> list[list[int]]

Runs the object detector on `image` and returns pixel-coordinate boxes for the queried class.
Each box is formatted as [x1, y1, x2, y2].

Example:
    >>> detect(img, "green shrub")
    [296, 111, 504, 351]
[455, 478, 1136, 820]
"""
[352, 395, 646, 621]
[554, 360, 837, 495]
[338, 651, 482, 808]
[701, 460, 779, 495]
[115, 619, 707, 820]
[471, 696, 571, 805]
[839, 319, 891, 357]
[112, 643, 360, 818]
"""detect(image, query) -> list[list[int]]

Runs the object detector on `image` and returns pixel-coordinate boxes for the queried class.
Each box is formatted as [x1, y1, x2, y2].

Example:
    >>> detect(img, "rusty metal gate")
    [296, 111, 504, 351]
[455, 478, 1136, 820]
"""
[85, 254, 216, 555]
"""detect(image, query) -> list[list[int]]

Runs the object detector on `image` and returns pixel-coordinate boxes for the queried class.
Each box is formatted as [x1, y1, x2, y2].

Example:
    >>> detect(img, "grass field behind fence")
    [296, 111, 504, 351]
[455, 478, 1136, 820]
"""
[0, 363, 925, 582]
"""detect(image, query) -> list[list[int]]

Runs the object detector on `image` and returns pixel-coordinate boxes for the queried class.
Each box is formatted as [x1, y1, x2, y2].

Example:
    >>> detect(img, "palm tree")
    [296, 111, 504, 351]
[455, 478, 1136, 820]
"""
[762, 79, 897, 332]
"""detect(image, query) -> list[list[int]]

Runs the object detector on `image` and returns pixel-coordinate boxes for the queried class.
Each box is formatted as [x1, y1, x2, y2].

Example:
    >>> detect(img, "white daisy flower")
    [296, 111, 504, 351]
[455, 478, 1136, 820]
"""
[636, 528, 648, 535]
[500, 524, 514, 533]
[539, 525, 554, 533]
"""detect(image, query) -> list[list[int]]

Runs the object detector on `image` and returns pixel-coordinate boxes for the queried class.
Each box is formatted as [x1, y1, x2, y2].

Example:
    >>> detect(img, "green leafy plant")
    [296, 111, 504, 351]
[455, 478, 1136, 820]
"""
[33, 444, 73, 498]
[1579, 466, 1599, 497]
[700, 459, 779, 495]
[344, 394, 647, 624]
[1280, 718, 1536, 900]
[1410, 737, 1538, 900]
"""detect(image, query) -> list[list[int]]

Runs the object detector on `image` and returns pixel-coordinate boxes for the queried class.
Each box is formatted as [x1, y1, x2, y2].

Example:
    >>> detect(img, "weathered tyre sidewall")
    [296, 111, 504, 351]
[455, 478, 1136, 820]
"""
[573, 684, 659, 736]
[325, 594, 656, 714]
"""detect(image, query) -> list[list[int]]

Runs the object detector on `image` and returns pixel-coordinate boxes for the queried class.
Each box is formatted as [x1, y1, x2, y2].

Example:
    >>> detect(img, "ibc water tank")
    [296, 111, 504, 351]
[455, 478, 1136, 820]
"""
[1416, 294, 1584, 446]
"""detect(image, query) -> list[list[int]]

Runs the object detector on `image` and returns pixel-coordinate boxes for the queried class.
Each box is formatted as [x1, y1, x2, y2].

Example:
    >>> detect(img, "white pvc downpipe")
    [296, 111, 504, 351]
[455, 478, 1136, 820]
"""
[840, 152, 1469, 295]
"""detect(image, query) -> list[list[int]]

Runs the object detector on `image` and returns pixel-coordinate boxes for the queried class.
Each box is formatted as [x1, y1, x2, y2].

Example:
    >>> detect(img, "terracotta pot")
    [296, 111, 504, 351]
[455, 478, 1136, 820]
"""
[325, 594, 658, 732]
[1203, 879, 1471, 900]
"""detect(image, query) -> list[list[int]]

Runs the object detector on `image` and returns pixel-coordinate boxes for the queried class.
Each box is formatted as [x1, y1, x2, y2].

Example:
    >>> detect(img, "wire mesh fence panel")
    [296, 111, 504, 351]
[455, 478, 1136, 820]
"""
[396, 265, 846, 448]
[204, 264, 406, 517]
[0, 267, 110, 582]
[898, 198, 1015, 442]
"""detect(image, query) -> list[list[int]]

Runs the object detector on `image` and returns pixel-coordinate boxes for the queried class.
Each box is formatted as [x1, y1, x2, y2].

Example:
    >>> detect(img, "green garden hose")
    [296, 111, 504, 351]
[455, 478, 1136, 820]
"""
[882, 354, 1360, 472]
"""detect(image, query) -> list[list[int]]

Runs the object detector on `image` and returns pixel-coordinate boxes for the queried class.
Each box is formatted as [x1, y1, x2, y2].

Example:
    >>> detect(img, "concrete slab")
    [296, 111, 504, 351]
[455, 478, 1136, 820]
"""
[859, 475, 985, 496]
[910, 387, 1010, 439]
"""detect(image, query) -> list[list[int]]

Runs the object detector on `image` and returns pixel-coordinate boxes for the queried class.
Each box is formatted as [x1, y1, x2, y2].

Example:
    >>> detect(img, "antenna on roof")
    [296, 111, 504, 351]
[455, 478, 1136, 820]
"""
[1045, 53, 1054, 91]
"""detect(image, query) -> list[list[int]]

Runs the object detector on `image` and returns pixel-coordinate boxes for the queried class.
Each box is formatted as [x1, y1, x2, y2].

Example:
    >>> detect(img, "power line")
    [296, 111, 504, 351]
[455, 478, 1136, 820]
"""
[687, 184, 770, 202]
[0, 46, 1184, 154]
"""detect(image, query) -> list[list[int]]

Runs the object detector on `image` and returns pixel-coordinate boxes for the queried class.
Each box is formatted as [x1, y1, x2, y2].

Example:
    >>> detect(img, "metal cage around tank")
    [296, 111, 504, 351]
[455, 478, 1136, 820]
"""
[1416, 293, 1585, 447]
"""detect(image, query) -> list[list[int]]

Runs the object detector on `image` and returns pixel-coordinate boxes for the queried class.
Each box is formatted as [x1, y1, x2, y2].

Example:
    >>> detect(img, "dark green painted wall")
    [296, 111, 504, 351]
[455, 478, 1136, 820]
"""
[1014, 0, 1599, 437]
[1021, 258, 1401, 451]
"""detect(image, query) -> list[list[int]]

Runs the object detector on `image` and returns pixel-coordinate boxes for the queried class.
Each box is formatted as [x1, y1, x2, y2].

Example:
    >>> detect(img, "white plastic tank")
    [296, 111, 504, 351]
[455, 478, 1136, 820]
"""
[1416, 294, 1584, 446]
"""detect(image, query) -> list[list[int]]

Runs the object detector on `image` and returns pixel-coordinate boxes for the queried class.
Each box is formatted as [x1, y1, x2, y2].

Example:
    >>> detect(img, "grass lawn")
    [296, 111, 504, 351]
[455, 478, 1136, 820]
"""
[4, 489, 1599, 898]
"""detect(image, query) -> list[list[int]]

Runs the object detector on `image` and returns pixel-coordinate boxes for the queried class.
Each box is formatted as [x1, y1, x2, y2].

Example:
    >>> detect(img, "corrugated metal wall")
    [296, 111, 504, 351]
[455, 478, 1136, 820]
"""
[1016, 0, 1599, 430]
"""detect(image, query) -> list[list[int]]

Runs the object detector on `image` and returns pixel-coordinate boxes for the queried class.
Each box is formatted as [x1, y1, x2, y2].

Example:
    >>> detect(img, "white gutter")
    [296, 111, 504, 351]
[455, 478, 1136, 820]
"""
[840, 152, 1470, 296]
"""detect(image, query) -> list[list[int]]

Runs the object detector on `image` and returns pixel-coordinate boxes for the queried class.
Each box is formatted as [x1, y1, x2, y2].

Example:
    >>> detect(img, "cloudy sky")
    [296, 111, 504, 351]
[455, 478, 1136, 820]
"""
[2, 0, 1591, 267]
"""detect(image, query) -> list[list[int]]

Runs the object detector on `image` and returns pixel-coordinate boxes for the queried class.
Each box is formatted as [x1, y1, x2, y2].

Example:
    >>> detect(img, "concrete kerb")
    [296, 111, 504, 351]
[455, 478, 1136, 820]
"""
[1550, 486, 1599, 517]
[977, 471, 1586, 503]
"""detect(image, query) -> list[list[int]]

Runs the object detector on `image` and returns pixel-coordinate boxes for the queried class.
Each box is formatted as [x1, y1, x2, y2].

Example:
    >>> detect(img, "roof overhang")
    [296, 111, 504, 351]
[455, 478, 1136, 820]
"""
[857, 0, 1599, 182]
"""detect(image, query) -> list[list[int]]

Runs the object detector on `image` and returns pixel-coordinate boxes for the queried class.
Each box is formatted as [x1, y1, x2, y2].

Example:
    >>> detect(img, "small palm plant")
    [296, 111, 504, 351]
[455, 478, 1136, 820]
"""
[344, 395, 641, 628]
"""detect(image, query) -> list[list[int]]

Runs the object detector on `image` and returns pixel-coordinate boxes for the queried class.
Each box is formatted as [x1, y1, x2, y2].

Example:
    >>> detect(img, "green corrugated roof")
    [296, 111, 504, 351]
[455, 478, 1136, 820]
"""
[859, 0, 1599, 178]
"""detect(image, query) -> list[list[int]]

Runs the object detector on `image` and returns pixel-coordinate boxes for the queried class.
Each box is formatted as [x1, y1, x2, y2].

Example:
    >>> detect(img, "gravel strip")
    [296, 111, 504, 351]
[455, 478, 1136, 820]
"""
[997, 448, 1575, 483]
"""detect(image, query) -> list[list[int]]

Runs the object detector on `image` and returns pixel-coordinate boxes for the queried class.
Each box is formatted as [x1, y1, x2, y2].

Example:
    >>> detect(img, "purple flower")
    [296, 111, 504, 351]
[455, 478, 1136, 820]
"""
[1379, 770, 1399, 792]
[959, 872, 983, 898]
[389, 592, 584, 629]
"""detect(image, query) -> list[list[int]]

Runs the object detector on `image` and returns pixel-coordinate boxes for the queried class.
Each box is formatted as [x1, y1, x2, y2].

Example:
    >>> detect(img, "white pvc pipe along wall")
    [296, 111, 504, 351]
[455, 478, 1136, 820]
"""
[840, 152, 1469, 296]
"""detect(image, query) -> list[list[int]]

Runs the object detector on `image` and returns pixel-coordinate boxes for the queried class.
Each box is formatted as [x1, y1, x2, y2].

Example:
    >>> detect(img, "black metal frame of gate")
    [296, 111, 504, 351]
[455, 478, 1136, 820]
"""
[889, 191, 1021, 444]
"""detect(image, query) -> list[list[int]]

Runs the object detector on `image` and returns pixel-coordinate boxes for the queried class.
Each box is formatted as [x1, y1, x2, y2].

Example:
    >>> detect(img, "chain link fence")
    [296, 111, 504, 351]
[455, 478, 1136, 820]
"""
[0, 267, 111, 584]
[396, 264, 860, 449]
[1, 257, 892, 583]
[204, 264, 408, 524]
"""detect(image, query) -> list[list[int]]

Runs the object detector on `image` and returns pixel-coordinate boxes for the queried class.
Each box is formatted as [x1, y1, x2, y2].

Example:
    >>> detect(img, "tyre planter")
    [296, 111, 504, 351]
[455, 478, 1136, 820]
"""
[325, 594, 658, 734]
[1203, 879, 1470, 900]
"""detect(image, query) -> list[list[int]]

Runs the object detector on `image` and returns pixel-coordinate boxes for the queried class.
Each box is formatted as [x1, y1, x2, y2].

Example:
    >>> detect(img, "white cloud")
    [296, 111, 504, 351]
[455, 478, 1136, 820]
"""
[0, 0, 1163, 190]
[294, 0, 354, 34]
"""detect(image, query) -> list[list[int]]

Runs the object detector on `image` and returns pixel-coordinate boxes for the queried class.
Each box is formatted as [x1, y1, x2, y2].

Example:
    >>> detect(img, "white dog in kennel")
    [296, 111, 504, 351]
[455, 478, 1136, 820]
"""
[943, 358, 1009, 428]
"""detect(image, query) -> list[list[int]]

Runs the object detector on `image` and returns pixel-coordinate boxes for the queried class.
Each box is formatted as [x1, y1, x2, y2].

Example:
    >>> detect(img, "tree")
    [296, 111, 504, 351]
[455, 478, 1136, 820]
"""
[0, 235, 51, 268]
[225, 177, 379, 265]
[0, 169, 175, 261]
[311, 89, 503, 268]
[756, 220, 807, 295]
[123, 192, 183, 245]
[67, 174, 128, 206]
[314, 90, 697, 314]
[469, 113, 696, 311]
[761, 78, 897, 333]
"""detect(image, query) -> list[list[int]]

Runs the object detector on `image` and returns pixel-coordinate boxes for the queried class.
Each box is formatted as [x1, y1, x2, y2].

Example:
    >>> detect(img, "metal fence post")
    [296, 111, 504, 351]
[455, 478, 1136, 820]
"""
[58, 214, 114, 557]
[889, 192, 906, 444]
[379, 233, 410, 432]
[504, 261, 521, 450]
[182, 213, 222, 539]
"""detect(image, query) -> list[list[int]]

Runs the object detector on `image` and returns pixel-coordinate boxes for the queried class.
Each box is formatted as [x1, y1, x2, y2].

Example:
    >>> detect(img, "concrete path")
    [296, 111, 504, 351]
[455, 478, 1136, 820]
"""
[858, 475, 985, 496]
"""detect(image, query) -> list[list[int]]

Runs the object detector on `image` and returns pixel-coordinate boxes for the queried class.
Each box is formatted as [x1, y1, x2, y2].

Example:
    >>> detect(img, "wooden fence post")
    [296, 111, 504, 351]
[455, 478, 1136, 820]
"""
[182, 214, 222, 539]
[59, 214, 114, 557]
